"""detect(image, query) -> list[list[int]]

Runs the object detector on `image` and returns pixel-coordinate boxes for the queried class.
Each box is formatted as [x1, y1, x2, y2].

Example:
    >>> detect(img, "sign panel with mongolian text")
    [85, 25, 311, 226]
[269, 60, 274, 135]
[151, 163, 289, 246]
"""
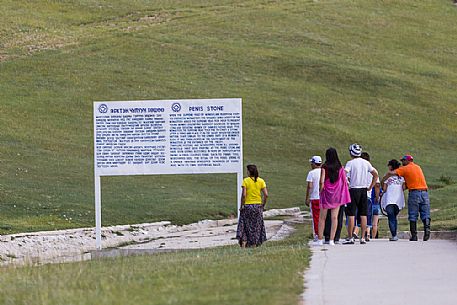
[93, 98, 243, 176]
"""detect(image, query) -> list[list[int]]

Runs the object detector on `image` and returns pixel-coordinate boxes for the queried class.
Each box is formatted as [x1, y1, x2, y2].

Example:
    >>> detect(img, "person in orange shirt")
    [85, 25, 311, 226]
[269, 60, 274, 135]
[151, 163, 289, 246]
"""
[382, 155, 430, 241]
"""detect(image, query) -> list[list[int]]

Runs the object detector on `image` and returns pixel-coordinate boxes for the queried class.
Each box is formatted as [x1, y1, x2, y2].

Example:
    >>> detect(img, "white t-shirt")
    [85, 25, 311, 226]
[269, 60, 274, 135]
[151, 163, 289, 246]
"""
[345, 158, 375, 189]
[306, 168, 321, 200]
[381, 176, 405, 210]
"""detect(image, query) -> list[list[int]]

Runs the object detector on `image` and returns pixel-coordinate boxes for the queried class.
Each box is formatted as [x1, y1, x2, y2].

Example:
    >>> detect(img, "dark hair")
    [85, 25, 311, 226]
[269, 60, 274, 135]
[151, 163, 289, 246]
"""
[247, 164, 259, 182]
[324, 148, 342, 183]
[361, 152, 370, 161]
[388, 159, 401, 170]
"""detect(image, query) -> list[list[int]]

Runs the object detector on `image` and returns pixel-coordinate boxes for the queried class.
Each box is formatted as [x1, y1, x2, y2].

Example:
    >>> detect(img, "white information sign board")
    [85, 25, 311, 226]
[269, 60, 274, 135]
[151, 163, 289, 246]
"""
[93, 99, 243, 249]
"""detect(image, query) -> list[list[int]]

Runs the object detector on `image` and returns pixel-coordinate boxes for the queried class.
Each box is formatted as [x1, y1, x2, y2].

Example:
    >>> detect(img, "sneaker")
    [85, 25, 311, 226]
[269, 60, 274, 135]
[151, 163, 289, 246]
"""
[313, 235, 319, 242]
[360, 238, 366, 245]
[329, 240, 335, 246]
[324, 240, 330, 245]
[389, 236, 399, 241]
[352, 233, 358, 240]
[334, 240, 340, 245]
[313, 239, 324, 246]
[343, 238, 355, 245]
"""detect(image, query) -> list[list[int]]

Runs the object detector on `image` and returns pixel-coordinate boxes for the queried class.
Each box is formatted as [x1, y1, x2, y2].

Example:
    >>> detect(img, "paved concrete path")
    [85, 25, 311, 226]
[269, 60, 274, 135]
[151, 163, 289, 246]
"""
[303, 239, 457, 305]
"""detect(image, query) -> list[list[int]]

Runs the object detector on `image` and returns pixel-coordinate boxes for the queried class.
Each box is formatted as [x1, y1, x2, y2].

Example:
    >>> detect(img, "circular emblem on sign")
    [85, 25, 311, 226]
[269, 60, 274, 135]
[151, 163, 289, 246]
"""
[98, 104, 108, 113]
[171, 102, 182, 112]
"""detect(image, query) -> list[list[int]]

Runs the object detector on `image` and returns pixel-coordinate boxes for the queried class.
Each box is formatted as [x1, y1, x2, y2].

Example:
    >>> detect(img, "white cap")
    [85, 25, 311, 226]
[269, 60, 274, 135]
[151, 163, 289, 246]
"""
[309, 156, 322, 164]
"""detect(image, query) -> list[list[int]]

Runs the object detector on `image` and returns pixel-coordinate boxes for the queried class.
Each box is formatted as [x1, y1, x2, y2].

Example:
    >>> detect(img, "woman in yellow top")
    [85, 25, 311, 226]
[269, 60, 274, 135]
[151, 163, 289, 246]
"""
[236, 164, 269, 248]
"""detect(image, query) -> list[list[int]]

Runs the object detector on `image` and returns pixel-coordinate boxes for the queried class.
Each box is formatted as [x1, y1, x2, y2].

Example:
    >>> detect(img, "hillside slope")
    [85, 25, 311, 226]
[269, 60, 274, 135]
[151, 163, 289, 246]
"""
[0, 0, 456, 232]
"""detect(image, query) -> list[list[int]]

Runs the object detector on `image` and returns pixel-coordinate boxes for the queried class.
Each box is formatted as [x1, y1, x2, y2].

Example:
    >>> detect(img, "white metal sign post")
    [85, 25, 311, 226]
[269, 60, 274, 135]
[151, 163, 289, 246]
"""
[93, 99, 243, 250]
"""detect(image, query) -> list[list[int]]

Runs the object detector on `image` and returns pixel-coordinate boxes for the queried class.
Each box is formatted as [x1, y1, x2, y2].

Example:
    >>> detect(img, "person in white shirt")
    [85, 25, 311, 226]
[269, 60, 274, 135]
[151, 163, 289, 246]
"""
[305, 156, 322, 242]
[381, 159, 405, 241]
[343, 144, 378, 245]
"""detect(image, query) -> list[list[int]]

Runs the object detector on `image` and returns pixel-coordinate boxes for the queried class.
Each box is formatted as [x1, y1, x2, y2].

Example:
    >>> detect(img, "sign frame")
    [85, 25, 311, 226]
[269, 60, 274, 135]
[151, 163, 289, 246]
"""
[93, 98, 243, 250]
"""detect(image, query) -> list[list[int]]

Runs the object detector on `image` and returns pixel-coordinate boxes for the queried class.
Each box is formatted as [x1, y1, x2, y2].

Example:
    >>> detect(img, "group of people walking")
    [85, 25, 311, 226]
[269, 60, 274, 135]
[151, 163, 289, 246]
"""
[305, 144, 431, 245]
[236, 143, 431, 248]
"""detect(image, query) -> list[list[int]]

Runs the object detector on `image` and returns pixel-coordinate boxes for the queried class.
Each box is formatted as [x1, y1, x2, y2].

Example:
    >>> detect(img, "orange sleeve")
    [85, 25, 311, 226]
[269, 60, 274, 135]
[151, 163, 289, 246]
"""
[395, 167, 404, 177]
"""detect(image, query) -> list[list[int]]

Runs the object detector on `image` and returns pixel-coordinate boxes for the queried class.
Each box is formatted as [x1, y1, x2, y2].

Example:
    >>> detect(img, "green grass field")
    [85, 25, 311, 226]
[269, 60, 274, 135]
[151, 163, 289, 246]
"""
[1, 0, 456, 234]
[0, 225, 310, 305]
[1, 2, 456, 304]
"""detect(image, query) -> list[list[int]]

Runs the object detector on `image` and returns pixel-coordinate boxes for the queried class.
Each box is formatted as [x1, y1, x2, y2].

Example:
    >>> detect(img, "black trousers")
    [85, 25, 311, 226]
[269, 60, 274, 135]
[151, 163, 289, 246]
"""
[324, 205, 345, 242]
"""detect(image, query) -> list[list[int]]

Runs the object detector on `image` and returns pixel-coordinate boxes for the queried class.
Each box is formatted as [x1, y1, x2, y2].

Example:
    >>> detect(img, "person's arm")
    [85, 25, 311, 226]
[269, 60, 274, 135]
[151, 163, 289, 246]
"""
[305, 181, 312, 207]
[344, 163, 351, 184]
[382, 183, 388, 193]
[381, 173, 386, 189]
[261, 187, 268, 207]
[374, 182, 381, 203]
[319, 168, 325, 192]
[240, 186, 246, 209]
[381, 169, 399, 184]
[368, 169, 379, 191]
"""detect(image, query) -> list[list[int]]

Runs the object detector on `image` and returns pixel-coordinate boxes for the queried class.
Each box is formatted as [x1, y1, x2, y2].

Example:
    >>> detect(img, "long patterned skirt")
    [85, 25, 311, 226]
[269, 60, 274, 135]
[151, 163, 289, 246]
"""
[236, 204, 267, 247]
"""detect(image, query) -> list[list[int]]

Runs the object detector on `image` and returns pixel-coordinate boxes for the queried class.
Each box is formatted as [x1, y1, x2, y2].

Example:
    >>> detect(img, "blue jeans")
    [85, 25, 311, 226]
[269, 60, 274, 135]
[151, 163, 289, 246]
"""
[385, 204, 399, 237]
[407, 190, 431, 222]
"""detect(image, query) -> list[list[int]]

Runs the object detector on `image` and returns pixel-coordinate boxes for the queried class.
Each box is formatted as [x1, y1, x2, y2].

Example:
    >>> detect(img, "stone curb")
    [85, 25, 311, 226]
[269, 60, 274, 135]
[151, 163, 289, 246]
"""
[0, 208, 302, 267]
[397, 230, 457, 241]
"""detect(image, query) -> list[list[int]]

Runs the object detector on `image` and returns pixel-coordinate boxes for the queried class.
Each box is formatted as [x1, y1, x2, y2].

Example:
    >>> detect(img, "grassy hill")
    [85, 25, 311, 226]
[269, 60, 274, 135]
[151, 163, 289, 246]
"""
[1, 0, 456, 233]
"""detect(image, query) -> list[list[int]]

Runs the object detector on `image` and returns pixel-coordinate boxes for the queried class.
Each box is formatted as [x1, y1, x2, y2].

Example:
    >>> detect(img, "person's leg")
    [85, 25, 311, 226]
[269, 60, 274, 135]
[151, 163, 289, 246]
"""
[344, 207, 350, 238]
[318, 208, 329, 241]
[324, 209, 332, 242]
[334, 205, 344, 242]
[236, 208, 248, 247]
[371, 203, 380, 239]
[346, 189, 357, 241]
[423, 218, 431, 241]
[372, 215, 379, 238]
[353, 207, 360, 239]
[385, 204, 397, 237]
[366, 198, 372, 240]
[347, 216, 355, 240]
[353, 226, 359, 238]
[329, 207, 339, 242]
[360, 216, 367, 242]
[408, 191, 420, 241]
[393, 205, 399, 235]
[419, 191, 431, 241]
[358, 189, 368, 243]
[311, 200, 320, 239]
